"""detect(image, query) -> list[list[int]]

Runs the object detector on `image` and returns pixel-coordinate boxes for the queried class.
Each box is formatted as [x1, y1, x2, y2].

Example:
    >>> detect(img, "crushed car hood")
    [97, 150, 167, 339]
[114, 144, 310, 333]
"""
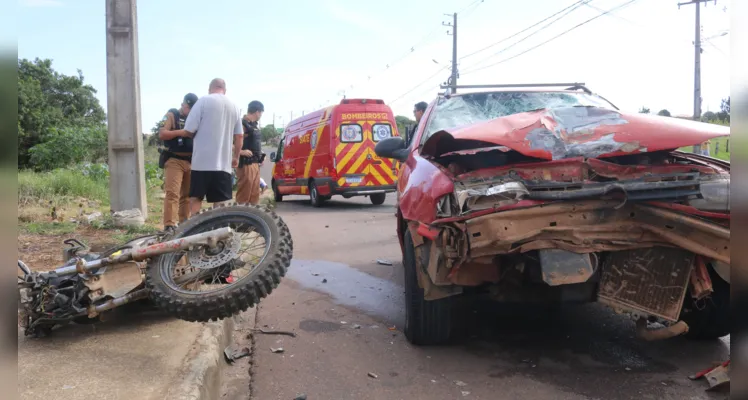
[421, 106, 730, 160]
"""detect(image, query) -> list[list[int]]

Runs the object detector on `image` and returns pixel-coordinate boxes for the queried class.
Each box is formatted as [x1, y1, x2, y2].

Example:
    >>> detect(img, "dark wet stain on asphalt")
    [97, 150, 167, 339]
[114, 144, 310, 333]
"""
[286, 259, 405, 328]
[285, 259, 729, 400]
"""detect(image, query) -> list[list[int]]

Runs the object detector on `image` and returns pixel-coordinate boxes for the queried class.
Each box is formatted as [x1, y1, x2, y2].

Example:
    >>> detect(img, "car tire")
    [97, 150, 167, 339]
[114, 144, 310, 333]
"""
[370, 193, 386, 205]
[309, 181, 323, 208]
[272, 180, 283, 202]
[679, 263, 730, 340]
[402, 229, 453, 345]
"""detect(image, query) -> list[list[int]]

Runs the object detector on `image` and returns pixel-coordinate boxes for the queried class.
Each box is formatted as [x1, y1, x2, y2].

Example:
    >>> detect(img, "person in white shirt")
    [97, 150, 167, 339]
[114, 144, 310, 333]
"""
[171, 78, 244, 214]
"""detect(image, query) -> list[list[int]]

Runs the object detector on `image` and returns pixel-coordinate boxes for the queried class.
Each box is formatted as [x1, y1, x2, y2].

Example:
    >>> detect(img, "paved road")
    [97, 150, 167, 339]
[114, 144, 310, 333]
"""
[245, 165, 730, 400]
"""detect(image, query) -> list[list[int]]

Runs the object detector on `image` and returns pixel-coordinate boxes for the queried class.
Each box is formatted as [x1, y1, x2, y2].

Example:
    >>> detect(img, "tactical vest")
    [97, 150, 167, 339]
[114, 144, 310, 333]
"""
[163, 108, 193, 153]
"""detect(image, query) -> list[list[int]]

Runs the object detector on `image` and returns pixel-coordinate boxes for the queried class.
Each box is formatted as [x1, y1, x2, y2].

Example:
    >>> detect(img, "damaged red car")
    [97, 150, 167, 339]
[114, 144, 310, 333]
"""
[375, 84, 730, 345]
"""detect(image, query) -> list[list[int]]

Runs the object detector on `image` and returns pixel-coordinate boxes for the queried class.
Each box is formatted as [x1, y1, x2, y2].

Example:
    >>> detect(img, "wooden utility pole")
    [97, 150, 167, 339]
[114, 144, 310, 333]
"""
[443, 13, 458, 94]
[678, 0, 716, 152]
[105, 0, 147, 221]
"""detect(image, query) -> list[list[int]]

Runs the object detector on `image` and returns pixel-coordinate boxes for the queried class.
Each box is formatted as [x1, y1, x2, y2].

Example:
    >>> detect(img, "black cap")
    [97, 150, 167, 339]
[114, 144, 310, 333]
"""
[184, 93, 198, 108]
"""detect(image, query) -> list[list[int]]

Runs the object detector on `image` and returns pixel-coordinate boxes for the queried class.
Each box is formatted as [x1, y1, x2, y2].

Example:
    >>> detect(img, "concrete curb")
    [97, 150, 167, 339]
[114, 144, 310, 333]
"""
[168, 318, 234, 400]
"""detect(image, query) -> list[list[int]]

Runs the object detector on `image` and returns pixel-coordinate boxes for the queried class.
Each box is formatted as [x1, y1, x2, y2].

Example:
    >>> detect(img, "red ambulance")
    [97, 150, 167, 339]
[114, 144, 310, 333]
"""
[269, 98, 400, 207]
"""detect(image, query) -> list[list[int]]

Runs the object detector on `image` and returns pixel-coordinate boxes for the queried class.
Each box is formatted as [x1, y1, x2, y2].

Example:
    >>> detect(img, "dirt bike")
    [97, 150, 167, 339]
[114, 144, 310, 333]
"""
[17, 203, 293, 337]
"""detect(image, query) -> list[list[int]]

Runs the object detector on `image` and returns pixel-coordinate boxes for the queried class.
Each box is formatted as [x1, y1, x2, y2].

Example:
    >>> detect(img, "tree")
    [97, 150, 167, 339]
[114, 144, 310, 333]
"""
[18, 58, 107, 168]
[395, 115, 415, 137]
[701, 111, 717, 122]
[261, 124, 280, 143]
[657, 109, 671, 117]
[717, 97, 730, 122]
[638, 107, 650, 114]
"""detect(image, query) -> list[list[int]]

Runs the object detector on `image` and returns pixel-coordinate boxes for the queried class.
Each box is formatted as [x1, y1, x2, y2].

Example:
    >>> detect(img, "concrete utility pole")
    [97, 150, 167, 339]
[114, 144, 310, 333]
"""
[105, 0, 148, 220]
[678, 0, 715, 152]
[443, 13, 458, 94]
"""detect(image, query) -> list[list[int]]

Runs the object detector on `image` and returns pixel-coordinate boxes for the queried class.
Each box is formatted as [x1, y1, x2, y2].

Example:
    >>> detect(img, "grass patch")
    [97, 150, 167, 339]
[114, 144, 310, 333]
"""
[18, 168, 110, 206]
[21, 221, 77, 235]
[678, 136, 731, 161]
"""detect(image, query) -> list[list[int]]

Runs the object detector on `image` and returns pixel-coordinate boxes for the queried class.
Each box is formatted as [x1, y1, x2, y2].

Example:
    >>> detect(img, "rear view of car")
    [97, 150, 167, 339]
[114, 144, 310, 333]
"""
[329, 99, 400, 205]
[375, 84, 730, 346]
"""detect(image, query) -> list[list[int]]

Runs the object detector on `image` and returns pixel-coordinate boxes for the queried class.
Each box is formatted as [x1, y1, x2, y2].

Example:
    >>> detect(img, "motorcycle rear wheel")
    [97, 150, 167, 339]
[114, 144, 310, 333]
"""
[145, 203, 293, 322]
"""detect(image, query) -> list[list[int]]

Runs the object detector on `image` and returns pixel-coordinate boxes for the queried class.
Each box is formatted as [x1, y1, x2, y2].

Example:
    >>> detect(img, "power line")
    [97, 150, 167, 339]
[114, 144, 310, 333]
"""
[462, 0, 639, 76]
[390, 65, 450, 104]
[458, 0, 589, 62]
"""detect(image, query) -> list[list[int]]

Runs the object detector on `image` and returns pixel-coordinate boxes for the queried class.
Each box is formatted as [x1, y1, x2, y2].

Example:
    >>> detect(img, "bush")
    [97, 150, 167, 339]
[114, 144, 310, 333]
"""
[28, 125, 108, 171]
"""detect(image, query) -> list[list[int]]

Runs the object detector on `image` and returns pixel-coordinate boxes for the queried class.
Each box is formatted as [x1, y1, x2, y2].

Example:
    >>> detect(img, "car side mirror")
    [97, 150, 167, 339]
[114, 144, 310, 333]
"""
[270, 152, 277, 162]
[374, 137, 408, 162]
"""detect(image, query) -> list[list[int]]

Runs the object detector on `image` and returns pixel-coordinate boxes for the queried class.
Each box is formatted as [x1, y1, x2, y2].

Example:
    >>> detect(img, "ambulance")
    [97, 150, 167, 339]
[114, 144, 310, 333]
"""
[269, 98, 400, 207]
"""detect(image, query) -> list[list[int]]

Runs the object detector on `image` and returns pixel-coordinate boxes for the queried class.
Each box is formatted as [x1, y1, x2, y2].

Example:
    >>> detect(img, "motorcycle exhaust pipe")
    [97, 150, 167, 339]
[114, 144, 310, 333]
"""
[86, 289, 150, 317]
[53, 227, 235, 277]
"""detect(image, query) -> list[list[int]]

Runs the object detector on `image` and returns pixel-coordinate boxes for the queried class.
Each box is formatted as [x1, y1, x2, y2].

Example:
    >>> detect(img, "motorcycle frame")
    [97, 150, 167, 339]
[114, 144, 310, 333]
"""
[18, 227, 235, 322]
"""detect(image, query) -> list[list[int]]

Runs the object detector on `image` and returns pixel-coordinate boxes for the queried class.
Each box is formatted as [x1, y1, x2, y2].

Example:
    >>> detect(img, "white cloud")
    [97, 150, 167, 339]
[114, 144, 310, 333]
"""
[20, 0, 63, 7]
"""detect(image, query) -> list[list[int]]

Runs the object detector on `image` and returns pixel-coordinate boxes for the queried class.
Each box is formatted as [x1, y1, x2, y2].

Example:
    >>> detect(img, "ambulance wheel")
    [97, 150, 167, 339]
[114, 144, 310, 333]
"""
[370, 193, 386, 205]
[309, 181, 324, 207]
[272, 180, 283, 202]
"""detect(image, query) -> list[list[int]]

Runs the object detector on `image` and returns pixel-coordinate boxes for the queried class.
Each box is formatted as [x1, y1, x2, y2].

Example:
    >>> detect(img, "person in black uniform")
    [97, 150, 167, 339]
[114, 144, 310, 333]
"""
[406, 101, 428, 147]
[158, 92, 198, 233]
[235, 100, 265, 204]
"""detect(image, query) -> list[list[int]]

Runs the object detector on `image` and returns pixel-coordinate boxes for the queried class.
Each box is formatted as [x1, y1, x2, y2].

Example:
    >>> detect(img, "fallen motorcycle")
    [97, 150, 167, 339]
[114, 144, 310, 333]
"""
[17, 203, 293, 337]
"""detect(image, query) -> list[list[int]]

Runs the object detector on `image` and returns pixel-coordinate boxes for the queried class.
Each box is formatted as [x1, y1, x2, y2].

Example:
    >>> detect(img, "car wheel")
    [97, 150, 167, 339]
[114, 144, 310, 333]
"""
[272, 180, 283, 202]
[370, 193, 386, 205]
[309, 181, 323, 208]
[402, 229, 453, 345]
[679, 263, 730, 340]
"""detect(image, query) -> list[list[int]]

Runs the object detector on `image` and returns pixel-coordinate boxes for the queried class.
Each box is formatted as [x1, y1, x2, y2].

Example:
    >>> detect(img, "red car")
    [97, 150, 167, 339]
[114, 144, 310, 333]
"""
[375, 83, 730, 345]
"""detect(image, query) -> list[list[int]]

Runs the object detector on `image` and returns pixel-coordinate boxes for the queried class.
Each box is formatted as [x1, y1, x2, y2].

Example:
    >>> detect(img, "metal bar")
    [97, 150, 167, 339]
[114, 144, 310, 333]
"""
[439, 82, 585, 89]
[90, 288, 150, 315]
[52, 227, 235, 277]
[18, 261, 31, 276]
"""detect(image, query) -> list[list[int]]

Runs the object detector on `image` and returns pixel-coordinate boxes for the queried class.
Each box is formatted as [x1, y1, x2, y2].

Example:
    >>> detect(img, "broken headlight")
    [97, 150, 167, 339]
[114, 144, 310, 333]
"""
[687, 175, 729, 212]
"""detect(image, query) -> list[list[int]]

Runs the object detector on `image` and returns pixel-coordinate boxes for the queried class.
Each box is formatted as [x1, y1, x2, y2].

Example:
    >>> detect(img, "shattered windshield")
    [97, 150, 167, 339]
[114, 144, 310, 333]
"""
[423, 91, 616, 140]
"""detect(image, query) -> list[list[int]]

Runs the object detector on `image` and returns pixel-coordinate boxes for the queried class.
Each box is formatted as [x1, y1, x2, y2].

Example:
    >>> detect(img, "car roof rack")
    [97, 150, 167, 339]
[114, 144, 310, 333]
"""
[438, 83, 591, 94]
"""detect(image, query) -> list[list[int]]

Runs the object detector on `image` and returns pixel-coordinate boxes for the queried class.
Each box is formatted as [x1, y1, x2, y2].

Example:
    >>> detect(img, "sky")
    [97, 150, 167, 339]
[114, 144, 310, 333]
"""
[15, 0, 731, 133]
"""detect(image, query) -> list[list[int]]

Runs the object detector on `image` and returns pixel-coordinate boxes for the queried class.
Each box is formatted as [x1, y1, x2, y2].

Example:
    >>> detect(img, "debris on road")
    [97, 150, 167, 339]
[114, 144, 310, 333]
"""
[376, 259, 393, 265]
[462, 391, 471, 396]
[368, 372, 379, 379]
[293, 395, 307, 400]
[322, 278, 328, 283]
[388, 326, 397, 331]
[251, 328, 297, 338]
[224, 346, 251, 363]
[455, 380, 468, 387]
[341, 321, 347, 324]
[689, 359, 730, 392]
[312, 272, 320, 276]
[352, 324, 361, 329]
[271, 347, 285, 354]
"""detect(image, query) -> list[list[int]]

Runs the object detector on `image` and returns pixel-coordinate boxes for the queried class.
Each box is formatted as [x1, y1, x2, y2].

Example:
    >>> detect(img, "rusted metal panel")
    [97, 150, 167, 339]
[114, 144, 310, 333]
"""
[597, 247, 694, 322]
[538, 249, 595, 286]
[462, 200, 730, 264]
[689, 256, 714, 300]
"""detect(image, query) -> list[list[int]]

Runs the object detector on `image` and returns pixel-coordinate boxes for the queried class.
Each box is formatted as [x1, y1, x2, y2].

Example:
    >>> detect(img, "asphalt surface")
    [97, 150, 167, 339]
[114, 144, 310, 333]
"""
[246, 157, 731, 400]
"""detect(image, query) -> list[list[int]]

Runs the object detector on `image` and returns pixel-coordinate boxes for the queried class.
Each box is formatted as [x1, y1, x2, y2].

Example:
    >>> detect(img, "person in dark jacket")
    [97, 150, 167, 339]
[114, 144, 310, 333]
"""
[406, 101, 428, 147]
[235, 100, 264, 204]
[158, 92, 198, 233]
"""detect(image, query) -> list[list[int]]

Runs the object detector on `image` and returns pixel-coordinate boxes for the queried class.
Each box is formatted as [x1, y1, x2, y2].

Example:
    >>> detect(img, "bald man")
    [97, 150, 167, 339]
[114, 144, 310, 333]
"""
[173, 78, 244, 213]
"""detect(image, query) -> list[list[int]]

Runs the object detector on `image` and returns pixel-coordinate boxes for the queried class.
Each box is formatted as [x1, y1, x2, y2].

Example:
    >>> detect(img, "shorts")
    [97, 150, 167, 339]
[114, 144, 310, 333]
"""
[189, 170, 233, 203]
